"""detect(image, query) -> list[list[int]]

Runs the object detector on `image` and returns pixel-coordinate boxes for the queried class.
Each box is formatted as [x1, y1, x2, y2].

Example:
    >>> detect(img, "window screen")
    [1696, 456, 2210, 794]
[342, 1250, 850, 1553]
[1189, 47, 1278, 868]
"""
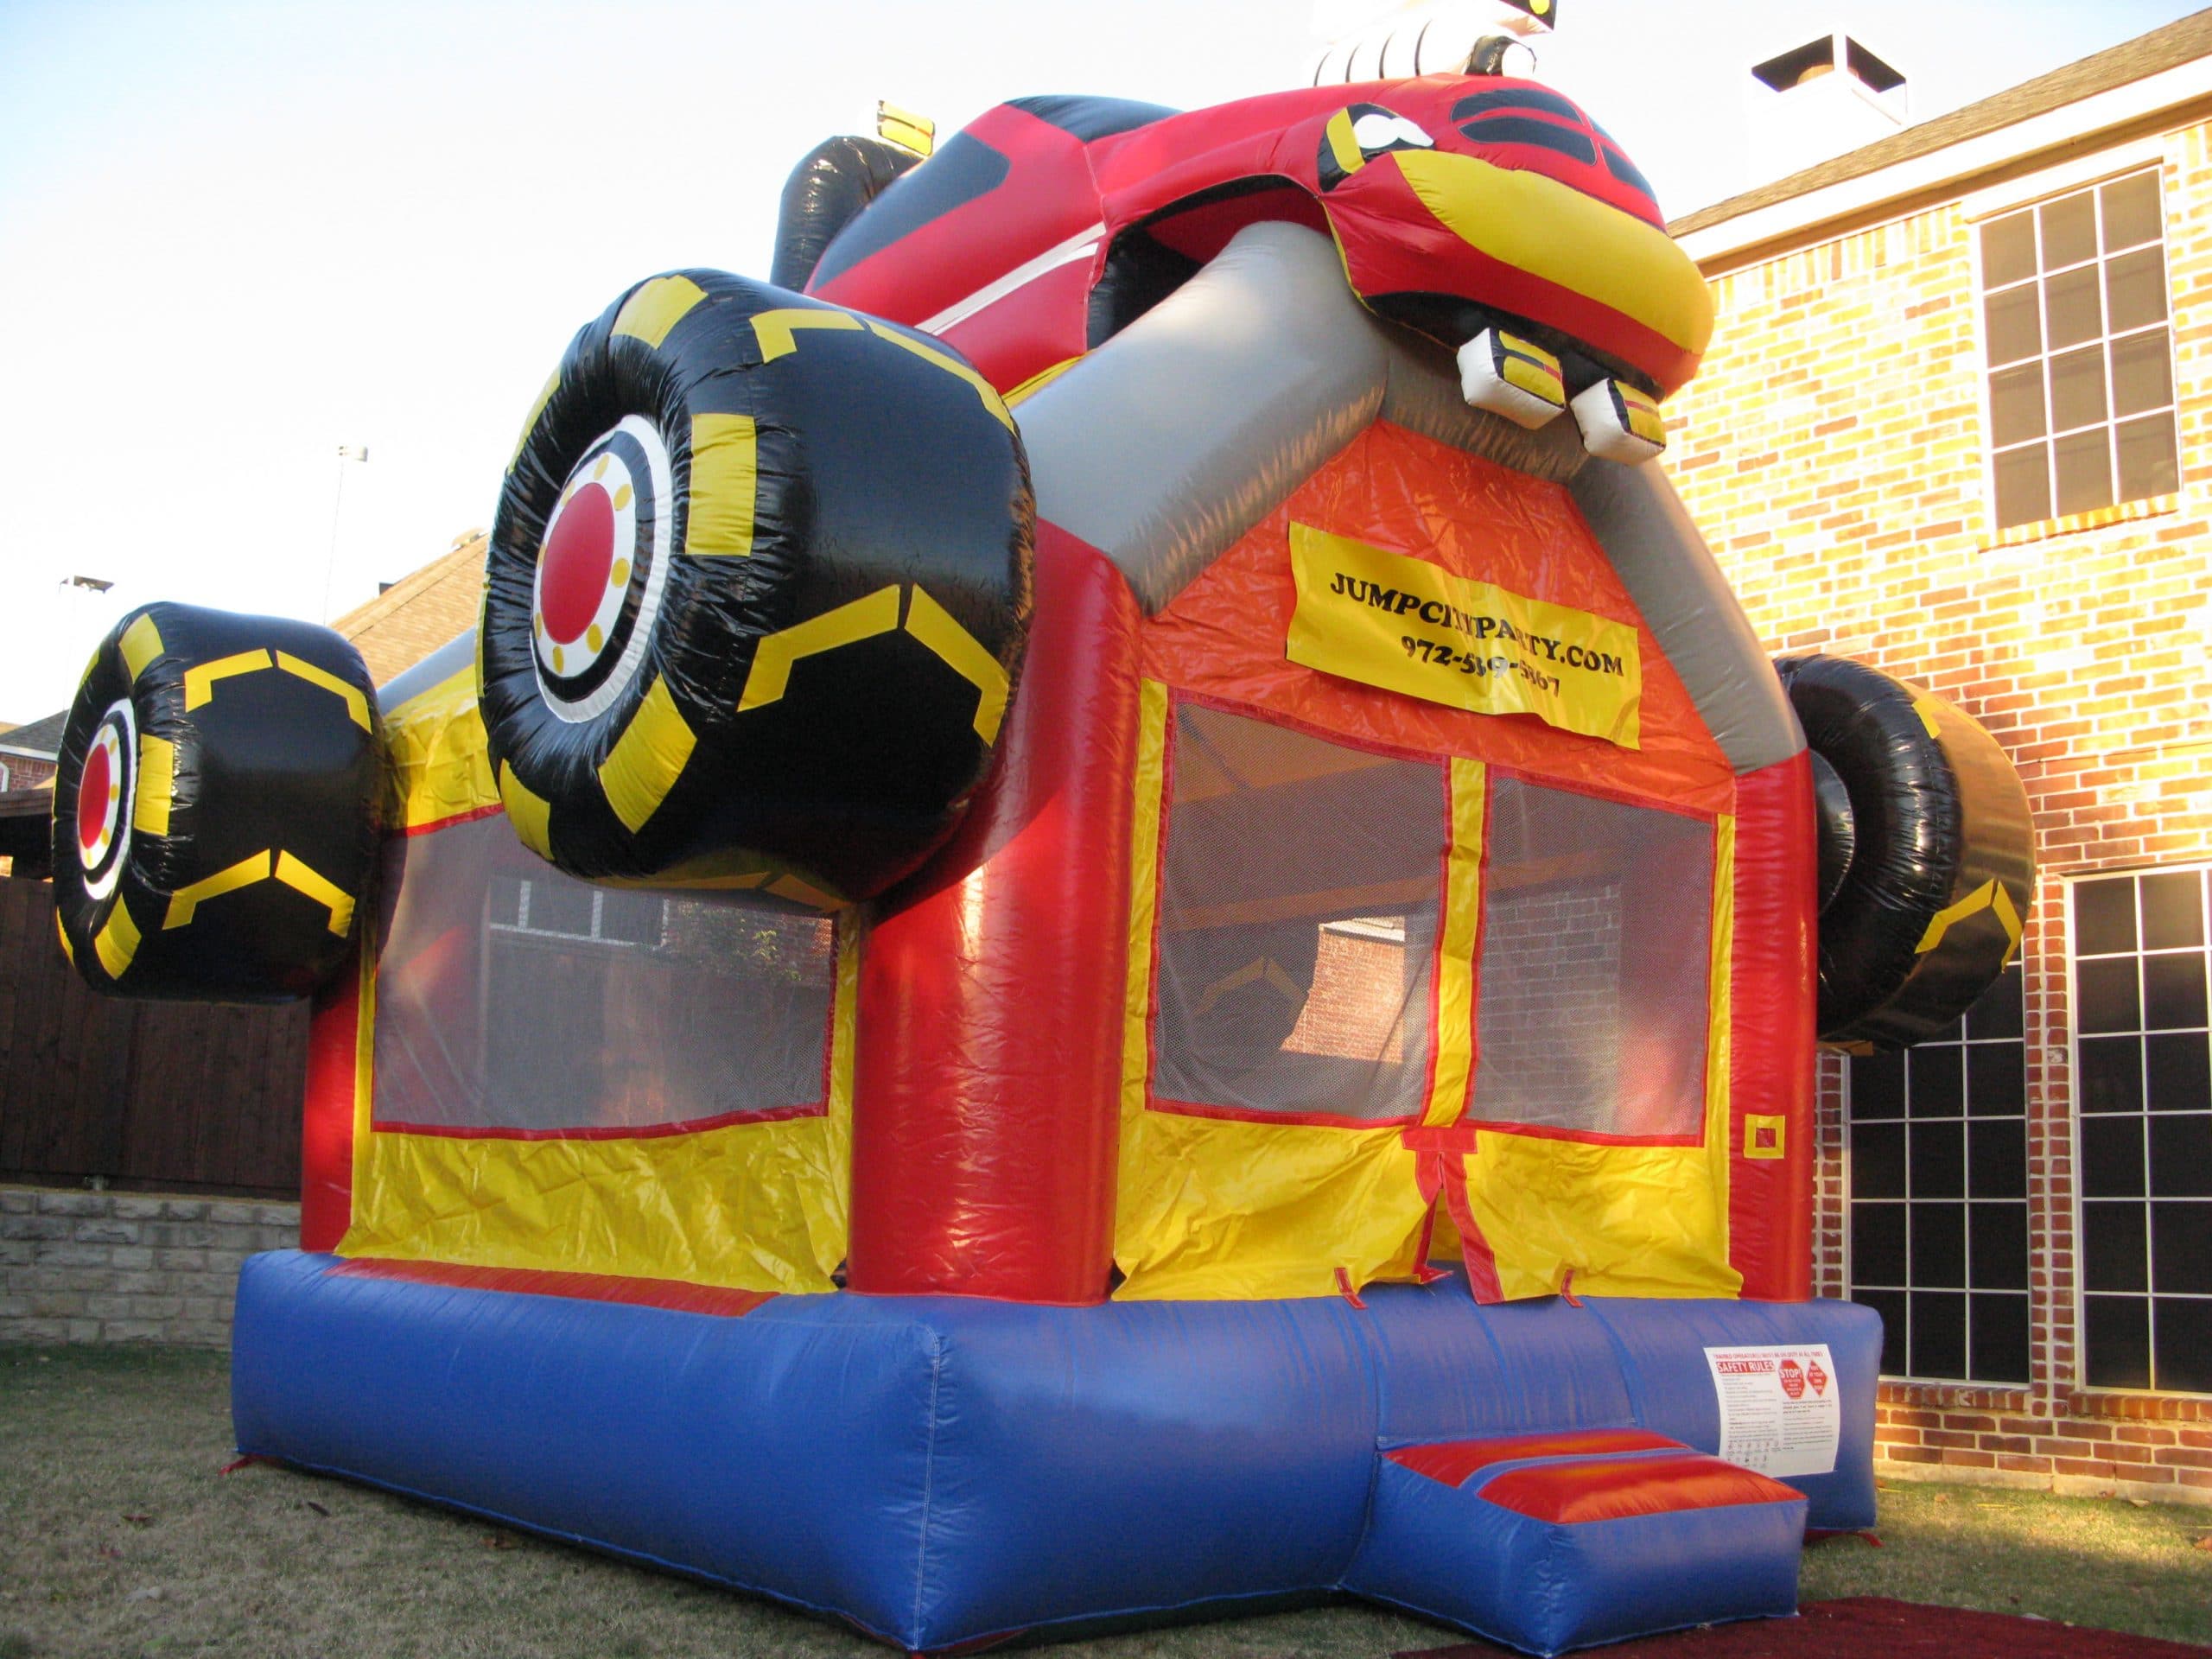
[1847, 963, 2030, 1384]
[372, 813, 837, 1135]
[1471, 776, 1712, 1137]
[1980, 168, 2179, 530]
[2073, 868, 2212, 1394]
[1153, 703, 1444, 1122]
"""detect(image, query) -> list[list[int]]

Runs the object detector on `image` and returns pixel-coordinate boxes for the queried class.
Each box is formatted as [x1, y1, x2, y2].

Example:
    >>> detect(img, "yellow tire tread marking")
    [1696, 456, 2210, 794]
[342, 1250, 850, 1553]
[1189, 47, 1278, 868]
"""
[598, 676, 697, 835]
[55, 911, 75, 968]
[497, 764, 555, 859]
[861, 320, 1014, 430]
[766, 873, 841, 909]
[684, 413, 758, 558]
[738, 587, 902, 713]
[132, 734, 176, 837]
[902, 586, 1012, 742]
[119, 614, 165, 682]
[183, 650, 273, 711]
[509, 370, 560, 472]
[1912, 696, 1943, 739]
[1192, 957, 1304, 1018]
[1916, 879, 2025, 964]
[163, 850, 271, 930]
[274, 652, 372, 732]
[752, 307, 862, 361]
[612, 275, 708, 349]
[274, 850, 355, 937]
[93, 900, 140, 978]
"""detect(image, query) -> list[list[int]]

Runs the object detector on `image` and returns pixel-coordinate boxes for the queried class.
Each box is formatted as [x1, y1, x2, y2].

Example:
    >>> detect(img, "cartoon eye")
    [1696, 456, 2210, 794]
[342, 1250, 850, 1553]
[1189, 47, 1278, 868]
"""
[1319, 104, 1433, 189]
[1350, 111, 1433, 153]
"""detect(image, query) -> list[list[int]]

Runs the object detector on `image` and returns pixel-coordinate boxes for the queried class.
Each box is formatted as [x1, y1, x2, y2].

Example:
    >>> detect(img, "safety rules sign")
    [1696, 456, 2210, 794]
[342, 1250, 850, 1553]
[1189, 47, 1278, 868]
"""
[1703, 1344, 1840, 1478]
[1285, 523, 1643, 749]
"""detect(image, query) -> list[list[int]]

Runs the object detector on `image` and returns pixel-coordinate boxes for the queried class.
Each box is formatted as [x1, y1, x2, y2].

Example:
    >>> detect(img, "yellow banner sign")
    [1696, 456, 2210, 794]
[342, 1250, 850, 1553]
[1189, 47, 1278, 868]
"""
[1286, 524, 1643, 749]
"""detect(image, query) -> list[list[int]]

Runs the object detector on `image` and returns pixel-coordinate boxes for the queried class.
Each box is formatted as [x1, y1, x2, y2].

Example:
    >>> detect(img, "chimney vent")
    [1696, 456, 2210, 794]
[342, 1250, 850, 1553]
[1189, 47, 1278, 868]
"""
[1746, 31, 1908, 185]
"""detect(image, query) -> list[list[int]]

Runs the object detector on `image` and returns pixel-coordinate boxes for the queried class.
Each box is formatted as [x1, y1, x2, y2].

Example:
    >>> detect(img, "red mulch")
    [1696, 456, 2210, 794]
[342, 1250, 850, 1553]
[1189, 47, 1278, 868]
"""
[1395, 1597, 2211, 1658]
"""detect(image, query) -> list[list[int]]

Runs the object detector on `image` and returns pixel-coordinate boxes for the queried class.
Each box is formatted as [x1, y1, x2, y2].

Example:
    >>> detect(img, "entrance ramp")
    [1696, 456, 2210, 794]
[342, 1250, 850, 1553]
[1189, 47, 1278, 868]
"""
[1347, 1427, 1807, 1656]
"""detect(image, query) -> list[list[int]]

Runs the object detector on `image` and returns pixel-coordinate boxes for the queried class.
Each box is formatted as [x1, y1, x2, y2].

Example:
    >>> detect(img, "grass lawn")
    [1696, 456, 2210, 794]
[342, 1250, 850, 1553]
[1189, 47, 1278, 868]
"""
[3, 1344, 2207, 1658]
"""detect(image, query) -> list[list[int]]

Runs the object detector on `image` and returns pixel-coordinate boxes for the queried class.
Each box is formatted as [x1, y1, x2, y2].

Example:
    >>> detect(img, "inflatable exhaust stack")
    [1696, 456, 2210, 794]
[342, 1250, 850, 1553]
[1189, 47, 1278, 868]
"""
[49, 65, 2035, 1658]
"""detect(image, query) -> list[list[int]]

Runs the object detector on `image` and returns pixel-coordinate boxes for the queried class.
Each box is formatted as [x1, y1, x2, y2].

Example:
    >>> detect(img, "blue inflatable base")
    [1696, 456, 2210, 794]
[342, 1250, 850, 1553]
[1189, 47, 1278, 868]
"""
[232, 1253, 1879, 1653]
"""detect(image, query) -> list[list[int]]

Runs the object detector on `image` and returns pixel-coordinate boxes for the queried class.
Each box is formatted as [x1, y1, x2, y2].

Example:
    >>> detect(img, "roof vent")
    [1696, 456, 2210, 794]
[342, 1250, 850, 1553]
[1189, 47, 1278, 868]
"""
[1746, 31, 1908, 185]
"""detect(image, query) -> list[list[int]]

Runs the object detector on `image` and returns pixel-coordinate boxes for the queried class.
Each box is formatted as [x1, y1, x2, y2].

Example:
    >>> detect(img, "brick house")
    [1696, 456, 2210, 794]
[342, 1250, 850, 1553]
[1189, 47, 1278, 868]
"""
[1667, 13, 2212, 1500]
[0, 710, 62, 793]
[329, 531, 487, 685]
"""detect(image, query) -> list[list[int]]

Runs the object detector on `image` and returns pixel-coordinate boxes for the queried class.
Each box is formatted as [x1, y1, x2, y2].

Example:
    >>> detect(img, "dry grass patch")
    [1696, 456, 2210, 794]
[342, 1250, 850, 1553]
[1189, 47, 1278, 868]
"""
[1798, 1478, 2211, 1646]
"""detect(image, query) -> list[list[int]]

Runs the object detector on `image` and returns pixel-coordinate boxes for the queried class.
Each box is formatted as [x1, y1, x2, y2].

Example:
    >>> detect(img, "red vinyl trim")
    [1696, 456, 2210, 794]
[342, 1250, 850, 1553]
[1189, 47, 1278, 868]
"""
[1172, 685, 1472, 770]
[1481, 1452, 1803, 1524]
[1484, 760, 1719, 824]
[368, 1099, 827, 1141]
[1438, 1151, 1504, 1303]
[1388, 1427, 1683, 1488]
[1147, 1097, 1423, 1130]
[393, 802, 506, 839]
[327, 1257, 775, 1317]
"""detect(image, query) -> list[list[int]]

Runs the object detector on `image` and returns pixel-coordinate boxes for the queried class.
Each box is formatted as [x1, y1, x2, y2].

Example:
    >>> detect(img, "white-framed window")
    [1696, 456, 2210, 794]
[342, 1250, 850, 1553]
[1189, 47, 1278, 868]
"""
[2071, 866, 2212, 1395]
[1846, 963, 2030, 1383]
[491, 874, 664, 947]
[1979, 166, 2179, 531]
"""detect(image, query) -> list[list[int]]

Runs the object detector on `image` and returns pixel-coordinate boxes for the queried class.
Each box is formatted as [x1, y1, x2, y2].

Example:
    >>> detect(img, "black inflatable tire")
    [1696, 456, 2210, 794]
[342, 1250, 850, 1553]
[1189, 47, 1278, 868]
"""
[1777, 653, 2034, 1048]
[1171, 921, 1324, 1072]
[52, 603, 381, 1003]
[480, 268, 1033, 904]
[770, 137, 919, 292]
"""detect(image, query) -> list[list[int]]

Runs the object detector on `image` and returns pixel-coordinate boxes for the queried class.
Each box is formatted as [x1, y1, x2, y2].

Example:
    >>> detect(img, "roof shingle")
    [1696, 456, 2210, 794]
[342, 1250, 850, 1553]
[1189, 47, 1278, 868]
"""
[1671, 8, 2212, 237]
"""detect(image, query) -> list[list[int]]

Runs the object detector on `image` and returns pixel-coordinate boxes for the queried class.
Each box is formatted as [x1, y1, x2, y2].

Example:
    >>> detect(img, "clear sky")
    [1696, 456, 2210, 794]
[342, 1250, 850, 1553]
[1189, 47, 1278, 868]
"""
[1, 0, 2202, 721]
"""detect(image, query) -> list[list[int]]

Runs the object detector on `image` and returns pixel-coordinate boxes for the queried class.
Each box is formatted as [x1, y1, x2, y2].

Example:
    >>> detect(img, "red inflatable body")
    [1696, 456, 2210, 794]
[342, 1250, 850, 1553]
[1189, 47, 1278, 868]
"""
[806, 80, 1708, 399]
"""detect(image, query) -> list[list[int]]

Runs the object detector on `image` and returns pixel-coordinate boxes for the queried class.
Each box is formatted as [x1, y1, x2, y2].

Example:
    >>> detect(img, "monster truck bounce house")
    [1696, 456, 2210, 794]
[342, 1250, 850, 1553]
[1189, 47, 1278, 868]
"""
[49, 62, 2033, 1658]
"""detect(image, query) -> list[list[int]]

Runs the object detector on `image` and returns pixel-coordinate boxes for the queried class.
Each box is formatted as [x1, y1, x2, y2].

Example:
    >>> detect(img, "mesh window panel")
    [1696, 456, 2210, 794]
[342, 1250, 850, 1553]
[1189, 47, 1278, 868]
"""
[372, 813, 836, 1134]
[1471, 776, 1712, 1136]
[1153, 703, 1444, 1122]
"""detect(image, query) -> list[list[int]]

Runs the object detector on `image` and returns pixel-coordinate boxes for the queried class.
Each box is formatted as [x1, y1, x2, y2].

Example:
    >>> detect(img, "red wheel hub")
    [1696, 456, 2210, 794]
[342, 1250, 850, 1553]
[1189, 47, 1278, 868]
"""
[539, 483, 618, 645]
[77, 742, 112, 857]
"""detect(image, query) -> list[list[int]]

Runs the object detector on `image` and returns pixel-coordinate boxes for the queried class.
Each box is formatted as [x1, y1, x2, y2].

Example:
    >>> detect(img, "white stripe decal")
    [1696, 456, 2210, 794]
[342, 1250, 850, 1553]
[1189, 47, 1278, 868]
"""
[918, 223, 1107, 335]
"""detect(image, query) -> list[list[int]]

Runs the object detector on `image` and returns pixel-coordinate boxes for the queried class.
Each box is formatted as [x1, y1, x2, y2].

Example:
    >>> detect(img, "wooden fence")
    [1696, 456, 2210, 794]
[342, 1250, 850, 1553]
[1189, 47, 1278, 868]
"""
[0, 878, 306, 1197]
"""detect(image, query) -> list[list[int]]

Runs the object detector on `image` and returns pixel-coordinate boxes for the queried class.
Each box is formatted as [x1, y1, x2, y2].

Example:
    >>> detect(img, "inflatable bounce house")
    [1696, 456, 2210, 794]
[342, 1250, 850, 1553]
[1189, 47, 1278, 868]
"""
[48, 54, 2035, 1658]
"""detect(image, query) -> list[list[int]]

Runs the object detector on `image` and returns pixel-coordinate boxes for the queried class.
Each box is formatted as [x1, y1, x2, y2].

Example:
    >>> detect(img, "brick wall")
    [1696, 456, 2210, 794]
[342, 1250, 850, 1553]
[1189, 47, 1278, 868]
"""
[1666, 118, 2212, 1501]
[0, 754, 56, 791]
[1289, 930, 1414, 1062]
[1476, 883, 1624, 1118]
[0, 1184, 298, 1348]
